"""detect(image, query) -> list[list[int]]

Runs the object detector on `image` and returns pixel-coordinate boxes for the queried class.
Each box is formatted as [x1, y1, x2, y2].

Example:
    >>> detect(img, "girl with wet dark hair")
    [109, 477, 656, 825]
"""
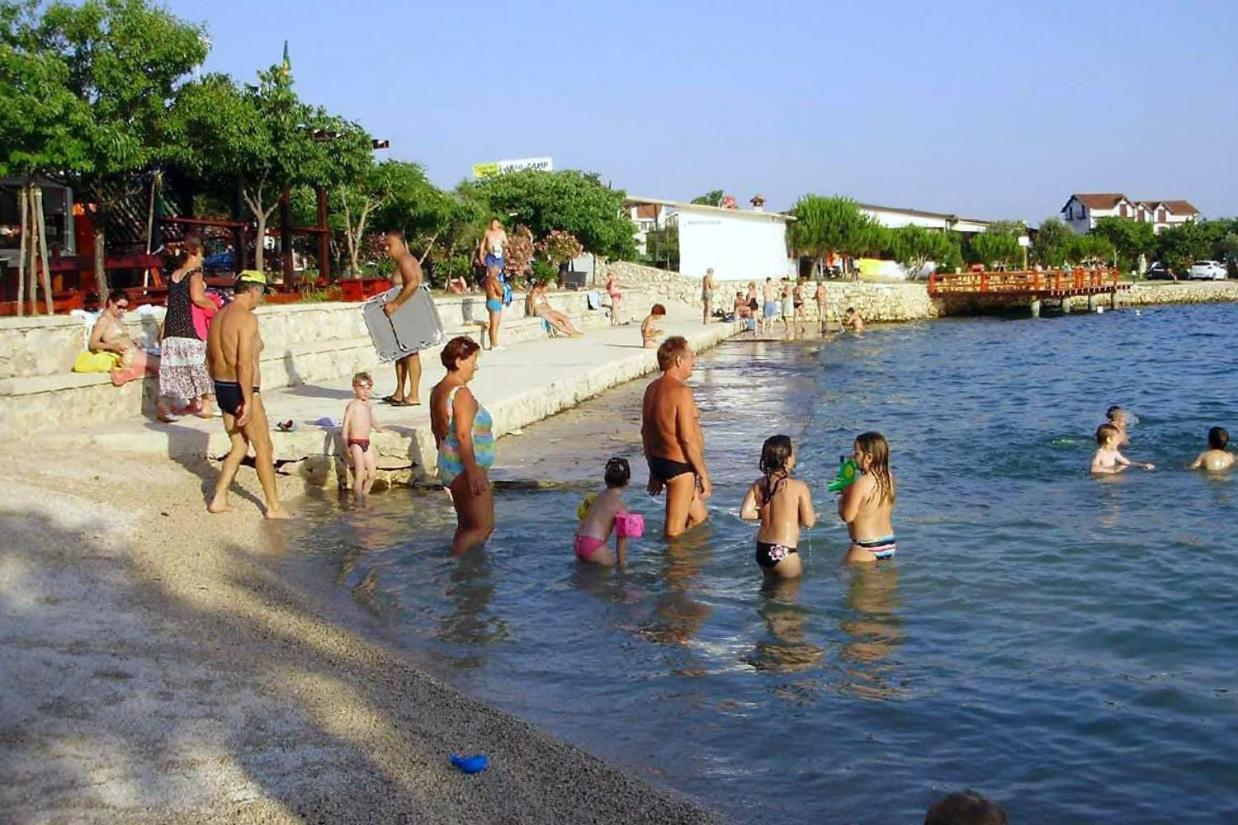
[741, 435, 816, 578]
[575, 457, 643, 568]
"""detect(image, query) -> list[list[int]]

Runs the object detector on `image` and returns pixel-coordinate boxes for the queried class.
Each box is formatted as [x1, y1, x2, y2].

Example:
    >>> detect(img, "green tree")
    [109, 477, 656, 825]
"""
[171, 63, 370, 272]
[474, 169, 636, 260]
[789, 195, 879, 277]
[1066, 233, 1114, 265]
[690, 189, 724, 207]
[39, 0, 207, 294]
[1031, 218, 1073, 267]
[335, 160, 450, 276]
[0, 1, 92, 313]
[889, 225, 955, 279]
[1155, 222, 1210, 272]
[968, 231, 1023, 268]
[1091, 216, 1155, 269]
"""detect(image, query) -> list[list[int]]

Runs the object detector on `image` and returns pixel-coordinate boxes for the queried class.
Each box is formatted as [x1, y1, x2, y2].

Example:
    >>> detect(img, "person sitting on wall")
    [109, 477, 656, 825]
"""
[75, 289, 163, 391]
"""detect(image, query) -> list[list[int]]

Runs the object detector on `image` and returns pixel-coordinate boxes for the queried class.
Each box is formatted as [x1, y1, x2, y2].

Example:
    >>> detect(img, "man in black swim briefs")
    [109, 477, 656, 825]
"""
[641, 336, 711, 537]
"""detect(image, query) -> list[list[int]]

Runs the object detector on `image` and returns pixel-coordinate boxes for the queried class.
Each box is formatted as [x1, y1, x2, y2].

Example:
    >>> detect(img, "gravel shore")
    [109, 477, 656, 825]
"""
[0, 442, 721, 824]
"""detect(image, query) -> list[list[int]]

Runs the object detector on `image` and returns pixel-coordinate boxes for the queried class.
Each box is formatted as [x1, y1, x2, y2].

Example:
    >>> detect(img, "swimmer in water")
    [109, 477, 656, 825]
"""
[1190, 426, 1235, 472]
[839, 432, 896, 563]
[842, 307, 865, 332]
[1091, 423, 1154, 474]
[1106, 405, 1130, 446]
[575, 457, 634, 567]
[740, 435, 816, 579]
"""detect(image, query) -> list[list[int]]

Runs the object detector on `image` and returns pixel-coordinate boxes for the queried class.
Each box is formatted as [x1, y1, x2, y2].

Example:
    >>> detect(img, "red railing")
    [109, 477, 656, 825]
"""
[928, 268, 1127, 297]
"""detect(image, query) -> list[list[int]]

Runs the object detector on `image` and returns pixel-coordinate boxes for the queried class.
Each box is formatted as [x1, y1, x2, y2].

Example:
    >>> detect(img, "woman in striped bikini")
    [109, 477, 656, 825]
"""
[840, 432, 897, 563]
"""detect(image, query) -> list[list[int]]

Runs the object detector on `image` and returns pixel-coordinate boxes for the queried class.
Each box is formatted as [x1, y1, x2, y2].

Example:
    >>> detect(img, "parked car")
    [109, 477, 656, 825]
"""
[1146, 261, 1175, 280]
[1188, 260, 1227, 280]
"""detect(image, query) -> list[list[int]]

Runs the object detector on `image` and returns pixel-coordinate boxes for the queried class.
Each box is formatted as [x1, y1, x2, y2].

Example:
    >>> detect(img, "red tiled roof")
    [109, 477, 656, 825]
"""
[1070, 193, 1128, 210]
[1161, 200, 1199, 215]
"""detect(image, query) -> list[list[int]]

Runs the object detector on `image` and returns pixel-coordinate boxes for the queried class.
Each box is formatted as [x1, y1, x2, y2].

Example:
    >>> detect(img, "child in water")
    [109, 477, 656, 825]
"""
[1190, 426, 1235, 472]
[839, 432, 896, 563]
[1106, 405, 1130, 446]
[1091, 423, 1154, 474]
[575, 457, 641, 567]
[341, 372, 382, 497]
[642, 304, 666, 348]
[740, 435, 816, 578]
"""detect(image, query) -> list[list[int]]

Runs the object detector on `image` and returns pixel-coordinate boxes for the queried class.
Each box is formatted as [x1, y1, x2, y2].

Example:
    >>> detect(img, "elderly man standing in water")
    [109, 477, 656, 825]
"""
[642, 336, 711, 537]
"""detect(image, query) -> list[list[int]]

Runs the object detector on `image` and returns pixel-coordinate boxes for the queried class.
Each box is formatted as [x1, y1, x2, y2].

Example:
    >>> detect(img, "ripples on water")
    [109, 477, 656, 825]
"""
[290, 304, 1238, 824]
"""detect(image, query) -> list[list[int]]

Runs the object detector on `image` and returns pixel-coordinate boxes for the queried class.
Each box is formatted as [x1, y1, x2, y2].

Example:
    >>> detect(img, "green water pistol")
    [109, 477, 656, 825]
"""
[828, 457, 859, 493]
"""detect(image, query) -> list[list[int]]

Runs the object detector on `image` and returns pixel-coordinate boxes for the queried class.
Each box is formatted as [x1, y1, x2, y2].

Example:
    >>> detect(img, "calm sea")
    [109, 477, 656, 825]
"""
[287, 303, 1237, 824]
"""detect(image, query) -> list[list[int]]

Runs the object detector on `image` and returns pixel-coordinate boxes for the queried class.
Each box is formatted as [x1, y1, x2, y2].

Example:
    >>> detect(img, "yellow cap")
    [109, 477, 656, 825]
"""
[237, 269, 267, 285]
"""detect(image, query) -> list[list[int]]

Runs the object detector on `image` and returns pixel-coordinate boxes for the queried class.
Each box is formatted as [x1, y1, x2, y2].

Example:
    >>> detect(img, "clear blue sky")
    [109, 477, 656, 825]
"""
[165, 0, 1238, 224]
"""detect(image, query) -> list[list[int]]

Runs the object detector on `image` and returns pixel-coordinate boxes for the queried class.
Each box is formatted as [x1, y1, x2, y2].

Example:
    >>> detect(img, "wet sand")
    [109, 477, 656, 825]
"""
[0, 442, 720, 824]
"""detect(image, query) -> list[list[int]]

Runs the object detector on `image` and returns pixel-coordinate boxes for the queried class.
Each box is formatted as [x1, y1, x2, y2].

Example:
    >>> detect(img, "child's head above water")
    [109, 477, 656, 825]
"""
[1208, 426, 1230, 450]
[759, 434, 795, 475]
[650, 303, 666, 318]
[604, 457, 631, 488]
[1106, 405, 1125, 426]
[352, 371, 373, 398]
[854, 431, 895, 503]
[1095, 423, 1120, 446]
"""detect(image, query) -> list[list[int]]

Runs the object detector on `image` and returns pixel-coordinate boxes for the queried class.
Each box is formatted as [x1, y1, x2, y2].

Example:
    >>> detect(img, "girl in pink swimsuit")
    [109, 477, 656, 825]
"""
[575, 457, 643, 567]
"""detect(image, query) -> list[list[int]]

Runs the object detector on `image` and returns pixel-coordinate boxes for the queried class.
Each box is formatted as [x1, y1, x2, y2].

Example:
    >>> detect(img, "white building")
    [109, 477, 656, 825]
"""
[625, 197, 795, 281]
[627, 202, 674, 255]
[1060, 193, 1199, 234]
[856, 202, 995, 235]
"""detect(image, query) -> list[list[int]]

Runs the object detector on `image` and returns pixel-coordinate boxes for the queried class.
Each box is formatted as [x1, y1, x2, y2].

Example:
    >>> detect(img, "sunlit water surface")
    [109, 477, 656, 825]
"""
[285, 304, 1237, 824]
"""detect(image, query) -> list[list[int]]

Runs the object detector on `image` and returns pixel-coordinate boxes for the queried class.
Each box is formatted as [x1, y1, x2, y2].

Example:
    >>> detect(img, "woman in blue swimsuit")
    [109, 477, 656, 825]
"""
[430, 337, 496, 554]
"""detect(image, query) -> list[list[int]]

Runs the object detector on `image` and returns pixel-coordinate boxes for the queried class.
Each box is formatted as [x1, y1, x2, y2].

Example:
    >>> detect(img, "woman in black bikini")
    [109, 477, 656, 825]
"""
[740, 435, 816, 579]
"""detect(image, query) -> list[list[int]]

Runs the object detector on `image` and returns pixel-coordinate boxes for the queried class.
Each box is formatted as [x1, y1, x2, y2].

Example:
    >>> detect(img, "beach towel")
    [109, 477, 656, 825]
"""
[73, 350, 122, 373]
[191, 291, 225, 340]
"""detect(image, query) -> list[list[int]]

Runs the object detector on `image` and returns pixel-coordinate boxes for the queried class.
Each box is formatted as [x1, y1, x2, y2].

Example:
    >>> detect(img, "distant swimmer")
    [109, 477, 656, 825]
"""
[842, 307, 865, 332]
[740, 435, 816, 579]
[1106, 405, 1130, 446]
[1091, 423, 1154, 475]
[1190, 426, 1235, 472]
[642, 336, 711, 537]
[839, 432, 896, 563]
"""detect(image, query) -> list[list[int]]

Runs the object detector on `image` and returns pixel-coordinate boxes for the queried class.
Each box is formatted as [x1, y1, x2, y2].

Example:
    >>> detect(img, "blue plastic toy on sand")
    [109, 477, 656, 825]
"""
[827, 457, 859, 493]
[450, 753, 489, 774]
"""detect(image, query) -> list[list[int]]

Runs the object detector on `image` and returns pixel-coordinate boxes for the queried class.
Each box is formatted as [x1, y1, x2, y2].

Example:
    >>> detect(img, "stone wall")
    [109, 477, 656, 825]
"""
[601, 260, 701, 308]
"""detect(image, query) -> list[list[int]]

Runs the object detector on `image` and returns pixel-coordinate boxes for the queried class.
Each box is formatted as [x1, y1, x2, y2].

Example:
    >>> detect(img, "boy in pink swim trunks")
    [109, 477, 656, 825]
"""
[575, 457, 642, 568]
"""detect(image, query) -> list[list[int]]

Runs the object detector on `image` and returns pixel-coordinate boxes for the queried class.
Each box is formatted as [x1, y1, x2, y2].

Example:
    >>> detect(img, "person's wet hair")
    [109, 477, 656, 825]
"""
[923, 789, 1007, 825]
[440, 335, 480, 371]
[651, 303, 666, 316]
[604, 457, 630, 488]
[855, 431, 895, 504]
[1096, 423, 1119, 445]
[759, 434, 793, 475]
[656, 336, 690, 371]
[1106, 405, 1124, 422]
[1208, 426, 1229, 450]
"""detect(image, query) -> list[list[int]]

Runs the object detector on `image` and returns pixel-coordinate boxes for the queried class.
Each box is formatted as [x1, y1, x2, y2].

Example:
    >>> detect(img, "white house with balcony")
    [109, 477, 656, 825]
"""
[624, 197, 795, 280]
[1060, 193, 1199, 234]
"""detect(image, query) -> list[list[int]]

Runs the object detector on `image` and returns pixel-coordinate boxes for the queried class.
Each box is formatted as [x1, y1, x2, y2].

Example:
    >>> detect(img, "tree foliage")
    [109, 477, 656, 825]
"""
[473, 169, 635, 260]
[538, 229, 583, 268]
[171, 62, 371, 270]
[1031, 218, 1072, 267]
[968, 231, 1022, 268]
[790, 195, 880, 272]
[690, 189, 724, 207]
[1091, 217, 1155, 269]
[889, 225, 956, 278]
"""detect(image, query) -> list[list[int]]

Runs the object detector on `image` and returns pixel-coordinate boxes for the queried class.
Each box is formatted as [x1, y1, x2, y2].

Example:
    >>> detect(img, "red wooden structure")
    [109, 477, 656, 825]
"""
[928, 268, 1130, 299]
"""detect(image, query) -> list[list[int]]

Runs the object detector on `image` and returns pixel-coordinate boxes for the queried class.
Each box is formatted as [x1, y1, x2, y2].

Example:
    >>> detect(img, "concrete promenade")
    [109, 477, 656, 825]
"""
[53, 311, 735, 486]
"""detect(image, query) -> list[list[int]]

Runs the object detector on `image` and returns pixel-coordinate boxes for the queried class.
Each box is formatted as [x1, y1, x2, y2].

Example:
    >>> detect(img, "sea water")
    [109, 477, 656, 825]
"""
[288, 303, 1237, 824]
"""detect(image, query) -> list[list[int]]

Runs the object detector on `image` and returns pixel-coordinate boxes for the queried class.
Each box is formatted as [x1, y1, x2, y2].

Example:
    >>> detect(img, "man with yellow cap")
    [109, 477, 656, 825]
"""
[205, 270, 290, 518]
